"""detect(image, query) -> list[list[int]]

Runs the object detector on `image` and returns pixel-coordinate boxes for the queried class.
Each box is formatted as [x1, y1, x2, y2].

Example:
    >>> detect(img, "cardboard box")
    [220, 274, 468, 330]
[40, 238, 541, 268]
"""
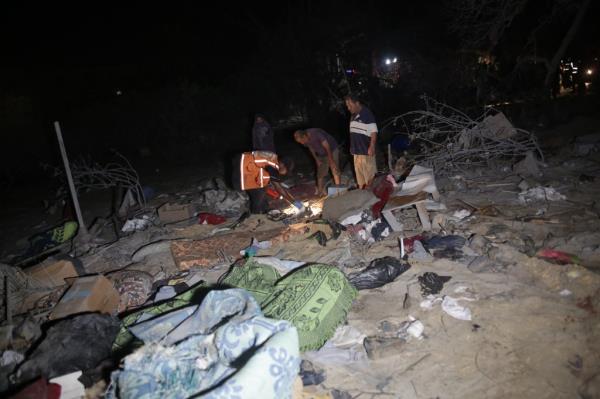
[25, 259, 79, 288]
[158, 203, 195, 224]
[50, 275, 120, 320]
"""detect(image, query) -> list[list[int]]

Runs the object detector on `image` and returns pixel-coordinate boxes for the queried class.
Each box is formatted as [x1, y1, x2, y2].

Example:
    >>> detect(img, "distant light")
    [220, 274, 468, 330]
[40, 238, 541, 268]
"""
[385, 58, 391, 65]
[587, 69, 593, 75]
[116, 90, 122, 96]
[585, 82, 591, 88]
[393, 57, 398, 63]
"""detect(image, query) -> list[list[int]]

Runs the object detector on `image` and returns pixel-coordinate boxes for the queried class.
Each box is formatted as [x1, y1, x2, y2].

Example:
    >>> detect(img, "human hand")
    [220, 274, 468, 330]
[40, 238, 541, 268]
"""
[368, 146, 375, 156]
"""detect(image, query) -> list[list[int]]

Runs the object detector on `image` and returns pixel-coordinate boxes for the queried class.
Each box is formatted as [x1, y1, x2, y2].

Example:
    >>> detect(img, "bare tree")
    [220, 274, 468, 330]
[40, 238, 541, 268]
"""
[448, 0, 529, 53]
[447, 0, 592, 98]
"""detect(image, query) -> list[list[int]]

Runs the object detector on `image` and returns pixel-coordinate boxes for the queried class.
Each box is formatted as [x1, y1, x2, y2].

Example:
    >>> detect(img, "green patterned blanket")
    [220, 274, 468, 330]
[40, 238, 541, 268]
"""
[221, 259, 357, 351]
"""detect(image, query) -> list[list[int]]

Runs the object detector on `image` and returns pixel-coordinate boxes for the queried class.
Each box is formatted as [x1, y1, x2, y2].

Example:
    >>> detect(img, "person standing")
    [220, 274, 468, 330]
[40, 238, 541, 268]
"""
[294, 128, 341, 196]
[252, 114, 276, 153]
[345, 95, 378, 188]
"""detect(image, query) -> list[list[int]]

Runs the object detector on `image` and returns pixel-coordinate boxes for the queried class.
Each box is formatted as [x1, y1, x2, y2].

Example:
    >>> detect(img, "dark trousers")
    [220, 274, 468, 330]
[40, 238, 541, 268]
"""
[247, 188, 269, 214]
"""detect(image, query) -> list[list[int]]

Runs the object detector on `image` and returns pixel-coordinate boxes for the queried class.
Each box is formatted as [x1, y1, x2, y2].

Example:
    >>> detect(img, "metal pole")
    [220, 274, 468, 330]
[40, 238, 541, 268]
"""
[54, 121, 89, 236]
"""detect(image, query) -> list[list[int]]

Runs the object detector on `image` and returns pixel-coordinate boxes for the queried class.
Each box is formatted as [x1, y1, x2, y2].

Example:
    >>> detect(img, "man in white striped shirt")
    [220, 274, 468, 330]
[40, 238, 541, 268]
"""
[345, 94, 378, 188]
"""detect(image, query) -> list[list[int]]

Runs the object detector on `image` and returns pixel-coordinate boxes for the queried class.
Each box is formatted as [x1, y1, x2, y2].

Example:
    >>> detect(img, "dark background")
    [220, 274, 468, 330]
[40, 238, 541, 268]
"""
[1, 1, 599, 189]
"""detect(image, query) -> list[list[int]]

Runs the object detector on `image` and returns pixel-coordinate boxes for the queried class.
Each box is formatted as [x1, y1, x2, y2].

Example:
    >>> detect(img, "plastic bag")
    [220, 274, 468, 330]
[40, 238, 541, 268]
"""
[418, 272, 451, 296]
[348, 257, 411, 290]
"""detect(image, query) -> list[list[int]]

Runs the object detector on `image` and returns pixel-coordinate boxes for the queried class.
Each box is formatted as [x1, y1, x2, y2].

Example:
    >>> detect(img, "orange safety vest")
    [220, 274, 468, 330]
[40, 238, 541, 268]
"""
[240, 151, 280, 190]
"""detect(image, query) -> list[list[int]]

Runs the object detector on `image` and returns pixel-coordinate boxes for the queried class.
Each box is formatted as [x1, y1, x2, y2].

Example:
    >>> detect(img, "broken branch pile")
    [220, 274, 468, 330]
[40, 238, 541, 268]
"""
[42, 151, 145, 207]
[383, 95, 543, 174]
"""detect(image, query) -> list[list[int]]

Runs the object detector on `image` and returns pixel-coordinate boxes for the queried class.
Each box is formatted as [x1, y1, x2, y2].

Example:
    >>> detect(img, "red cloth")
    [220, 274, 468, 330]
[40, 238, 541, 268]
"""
[371, 175, 394, 218]
[10, 378, 61, 399]
[197, 213, 227, 225]
[536, 249, 580, 265]
[402, 234, 426, 253]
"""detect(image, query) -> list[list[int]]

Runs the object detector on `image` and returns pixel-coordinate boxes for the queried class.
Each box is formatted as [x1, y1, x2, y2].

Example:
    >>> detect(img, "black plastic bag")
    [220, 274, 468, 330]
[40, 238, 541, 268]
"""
[348, 256, 411, 290]
[15, 313, 121, 387]
[418, 272, 451, 296]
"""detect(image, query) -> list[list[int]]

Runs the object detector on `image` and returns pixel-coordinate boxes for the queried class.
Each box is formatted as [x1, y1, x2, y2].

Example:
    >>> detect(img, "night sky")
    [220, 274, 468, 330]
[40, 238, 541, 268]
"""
[1, 1, 598, 184]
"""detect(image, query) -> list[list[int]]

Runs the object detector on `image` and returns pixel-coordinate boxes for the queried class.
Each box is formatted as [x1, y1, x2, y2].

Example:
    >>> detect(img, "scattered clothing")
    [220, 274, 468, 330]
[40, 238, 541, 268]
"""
[247, 256, 306, 275]
[518, 186, 566, 204]
[303, 325, 368, 367]
[441, 296, 473, 321]
[107, 289, 300, 399]
[112, 282, 208, 354]
[370, 219, 390, 242]
[197, 212, 226, 225]
[15, 314, 120, 386]
[402, 234, 426, 253]
[418, 272, 452, 296]
[300, 360, 326, 386]
[240, 238, 272, 257]
[221, 259, 357, 351]
[17, 221, 79, 263]
[421, 235, 467, 260]
[371, 174, 395, 218]
[421, 235, 466, 251]
[9, 377, 61, 399]
[409, 240, 433, 262]
[536, 248, 581, 265]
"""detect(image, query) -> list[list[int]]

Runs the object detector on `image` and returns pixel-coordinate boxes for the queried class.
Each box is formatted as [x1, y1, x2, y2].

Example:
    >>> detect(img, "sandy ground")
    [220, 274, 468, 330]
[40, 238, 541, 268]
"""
[2, 119, 600, 398]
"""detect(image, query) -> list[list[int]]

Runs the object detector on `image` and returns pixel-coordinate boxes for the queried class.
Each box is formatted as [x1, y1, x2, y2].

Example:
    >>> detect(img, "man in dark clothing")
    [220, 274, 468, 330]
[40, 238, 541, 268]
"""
[252, 114, 276, 152]
[294, 128, 341, 196]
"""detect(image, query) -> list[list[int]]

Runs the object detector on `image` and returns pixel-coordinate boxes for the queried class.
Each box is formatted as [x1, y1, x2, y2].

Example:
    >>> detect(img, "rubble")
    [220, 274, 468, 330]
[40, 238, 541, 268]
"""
[1, 114, 599, 398]
[382, 95, 542, 175]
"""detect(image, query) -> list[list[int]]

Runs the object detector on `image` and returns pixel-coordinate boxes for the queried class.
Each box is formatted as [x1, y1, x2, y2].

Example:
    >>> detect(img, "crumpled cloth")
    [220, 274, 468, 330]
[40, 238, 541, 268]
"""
[107, 288, 300, 399]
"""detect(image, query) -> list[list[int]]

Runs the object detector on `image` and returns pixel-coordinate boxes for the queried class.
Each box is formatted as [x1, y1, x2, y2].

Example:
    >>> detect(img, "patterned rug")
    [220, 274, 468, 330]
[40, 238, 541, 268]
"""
[221, 259, 357, 351]
[170, 226, 305, 269]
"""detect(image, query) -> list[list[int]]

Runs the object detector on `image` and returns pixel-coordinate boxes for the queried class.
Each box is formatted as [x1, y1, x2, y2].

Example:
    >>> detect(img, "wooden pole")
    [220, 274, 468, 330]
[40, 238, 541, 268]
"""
[54, 121, 89, 237]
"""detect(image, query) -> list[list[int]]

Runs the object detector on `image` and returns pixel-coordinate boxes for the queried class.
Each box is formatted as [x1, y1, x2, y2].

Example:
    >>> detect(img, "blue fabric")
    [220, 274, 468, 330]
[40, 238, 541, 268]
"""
[107, 289, 300, 399]
[350, 107, 378, 155]
[391, 134, 411, 151]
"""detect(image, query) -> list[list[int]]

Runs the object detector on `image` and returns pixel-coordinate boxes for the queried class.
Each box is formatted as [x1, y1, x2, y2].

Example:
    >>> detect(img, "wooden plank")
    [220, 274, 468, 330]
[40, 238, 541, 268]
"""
[384, 192, 428, 211]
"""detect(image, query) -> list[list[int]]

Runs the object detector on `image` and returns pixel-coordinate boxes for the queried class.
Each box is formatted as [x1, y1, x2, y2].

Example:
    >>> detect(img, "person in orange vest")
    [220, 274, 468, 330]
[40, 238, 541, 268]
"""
[233, 151, 303, 214]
